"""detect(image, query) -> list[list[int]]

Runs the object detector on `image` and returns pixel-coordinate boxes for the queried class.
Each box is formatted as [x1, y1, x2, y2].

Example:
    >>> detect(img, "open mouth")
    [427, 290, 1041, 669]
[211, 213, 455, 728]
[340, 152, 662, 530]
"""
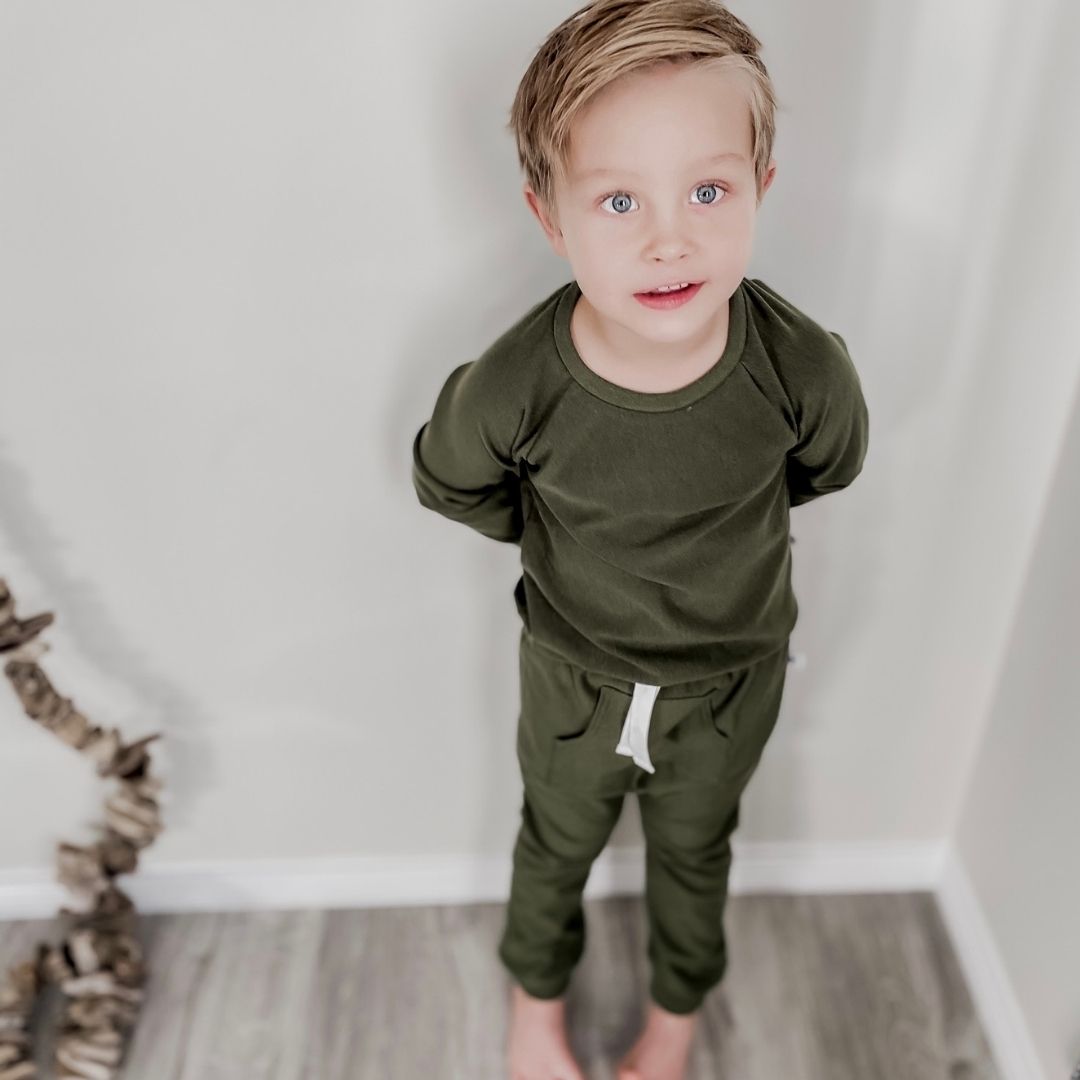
[634, 281, 704, 307]
[641, 282, 697, 295]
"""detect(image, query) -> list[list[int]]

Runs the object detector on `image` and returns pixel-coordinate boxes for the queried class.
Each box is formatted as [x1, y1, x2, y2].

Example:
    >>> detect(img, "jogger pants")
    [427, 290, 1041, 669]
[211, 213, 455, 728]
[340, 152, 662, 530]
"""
[497, 627, 790, 1015]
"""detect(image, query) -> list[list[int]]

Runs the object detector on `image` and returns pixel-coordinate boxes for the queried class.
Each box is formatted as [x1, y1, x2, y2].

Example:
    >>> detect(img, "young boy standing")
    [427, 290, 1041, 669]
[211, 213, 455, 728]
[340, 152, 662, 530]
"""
[411, 1, 870, 1077]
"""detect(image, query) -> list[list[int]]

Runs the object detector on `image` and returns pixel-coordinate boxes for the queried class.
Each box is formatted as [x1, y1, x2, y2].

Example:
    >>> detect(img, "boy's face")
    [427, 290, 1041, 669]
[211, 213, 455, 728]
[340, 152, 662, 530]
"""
[524, 62, 776, 359]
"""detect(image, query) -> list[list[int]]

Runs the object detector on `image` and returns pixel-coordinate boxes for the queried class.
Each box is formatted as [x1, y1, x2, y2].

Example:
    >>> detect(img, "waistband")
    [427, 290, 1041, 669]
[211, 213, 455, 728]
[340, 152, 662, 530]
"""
[519, 628, 791, 776]
[519, 626, 786, 698]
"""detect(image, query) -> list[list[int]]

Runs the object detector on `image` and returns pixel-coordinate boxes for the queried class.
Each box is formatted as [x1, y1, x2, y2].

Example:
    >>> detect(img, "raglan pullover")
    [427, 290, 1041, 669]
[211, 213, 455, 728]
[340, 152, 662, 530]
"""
[412, 277, 869, 685]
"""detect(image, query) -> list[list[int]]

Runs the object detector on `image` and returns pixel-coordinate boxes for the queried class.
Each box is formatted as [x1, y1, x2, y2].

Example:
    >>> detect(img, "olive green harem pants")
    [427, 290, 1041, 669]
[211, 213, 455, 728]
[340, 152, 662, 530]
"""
[497, 627, 790, 1016]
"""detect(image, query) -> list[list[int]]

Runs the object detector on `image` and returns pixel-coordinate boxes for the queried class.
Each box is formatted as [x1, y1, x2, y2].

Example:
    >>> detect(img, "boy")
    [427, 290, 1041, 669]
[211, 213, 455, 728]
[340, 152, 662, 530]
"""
[411, 1, 869, 1077]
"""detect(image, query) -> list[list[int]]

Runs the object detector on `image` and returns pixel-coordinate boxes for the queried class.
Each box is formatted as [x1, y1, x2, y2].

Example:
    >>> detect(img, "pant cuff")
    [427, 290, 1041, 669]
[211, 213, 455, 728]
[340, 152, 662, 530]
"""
[650, 989, 703, 1015]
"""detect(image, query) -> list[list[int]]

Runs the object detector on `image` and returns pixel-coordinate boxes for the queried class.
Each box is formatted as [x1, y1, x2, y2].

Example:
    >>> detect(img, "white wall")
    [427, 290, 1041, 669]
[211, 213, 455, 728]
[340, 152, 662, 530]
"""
[951, 379, 1080, 1079]
[0, 0, 1077, 1072]
[942, 3, 1080, 1075]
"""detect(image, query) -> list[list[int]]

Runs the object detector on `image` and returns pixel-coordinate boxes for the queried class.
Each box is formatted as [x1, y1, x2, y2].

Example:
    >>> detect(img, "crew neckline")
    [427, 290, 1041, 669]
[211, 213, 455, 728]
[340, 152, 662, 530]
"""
[553, 279, 747, 412]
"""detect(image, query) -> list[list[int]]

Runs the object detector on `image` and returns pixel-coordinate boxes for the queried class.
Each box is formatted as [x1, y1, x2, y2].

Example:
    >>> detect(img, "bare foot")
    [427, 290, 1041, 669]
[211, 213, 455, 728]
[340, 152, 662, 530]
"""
[506, 984, 588, 1080]
[616, 1000, 698, 1080]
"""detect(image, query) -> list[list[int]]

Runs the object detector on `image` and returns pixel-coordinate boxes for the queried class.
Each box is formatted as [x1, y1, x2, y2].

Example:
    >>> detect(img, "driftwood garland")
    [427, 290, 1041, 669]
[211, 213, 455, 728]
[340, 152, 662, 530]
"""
[0, 577, 164, 1079]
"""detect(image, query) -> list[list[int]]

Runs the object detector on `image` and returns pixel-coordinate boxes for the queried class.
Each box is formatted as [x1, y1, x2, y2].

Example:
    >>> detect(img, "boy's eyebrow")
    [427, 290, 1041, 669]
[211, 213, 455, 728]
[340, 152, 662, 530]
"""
[573, 151, 748, 182]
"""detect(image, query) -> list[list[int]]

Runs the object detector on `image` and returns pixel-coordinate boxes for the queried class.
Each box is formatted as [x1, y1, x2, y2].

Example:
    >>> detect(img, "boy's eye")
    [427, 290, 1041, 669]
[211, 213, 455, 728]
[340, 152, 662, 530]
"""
[599, 181, 728, 215]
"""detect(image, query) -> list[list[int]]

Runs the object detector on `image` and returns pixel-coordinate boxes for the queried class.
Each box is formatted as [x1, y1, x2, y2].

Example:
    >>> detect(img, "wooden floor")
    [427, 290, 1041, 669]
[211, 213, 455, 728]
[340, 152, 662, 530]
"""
[0, 891, 1002, 1079]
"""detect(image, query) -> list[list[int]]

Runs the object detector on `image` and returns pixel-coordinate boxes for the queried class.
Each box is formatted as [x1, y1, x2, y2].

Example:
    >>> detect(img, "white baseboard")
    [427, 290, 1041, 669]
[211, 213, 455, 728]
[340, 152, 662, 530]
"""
[0, 840, 1042, 1080]
[0, 839, 948, 918]
[934, 852, 1048, 1080]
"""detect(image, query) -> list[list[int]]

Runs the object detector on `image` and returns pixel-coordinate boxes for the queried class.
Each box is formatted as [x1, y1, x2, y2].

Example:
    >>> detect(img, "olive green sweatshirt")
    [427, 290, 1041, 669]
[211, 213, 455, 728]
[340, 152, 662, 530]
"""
[411, 277, 869, 685]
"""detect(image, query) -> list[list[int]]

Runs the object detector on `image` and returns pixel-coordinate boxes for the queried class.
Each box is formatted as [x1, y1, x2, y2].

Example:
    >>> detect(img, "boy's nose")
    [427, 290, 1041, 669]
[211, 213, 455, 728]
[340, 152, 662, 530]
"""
[614, 681, 661, 773]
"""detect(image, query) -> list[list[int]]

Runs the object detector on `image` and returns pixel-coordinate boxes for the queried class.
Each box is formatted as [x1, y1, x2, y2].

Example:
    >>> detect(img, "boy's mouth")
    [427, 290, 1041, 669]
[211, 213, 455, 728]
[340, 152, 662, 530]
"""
[638, 280, 700, 295]
[633, 281, 704, 308]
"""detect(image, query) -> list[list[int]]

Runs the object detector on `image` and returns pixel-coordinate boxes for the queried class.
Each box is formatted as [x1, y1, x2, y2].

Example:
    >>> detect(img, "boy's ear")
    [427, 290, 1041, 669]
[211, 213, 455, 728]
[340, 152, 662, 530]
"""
[523, 184, 568, 258]
[757, 159, 778, 205]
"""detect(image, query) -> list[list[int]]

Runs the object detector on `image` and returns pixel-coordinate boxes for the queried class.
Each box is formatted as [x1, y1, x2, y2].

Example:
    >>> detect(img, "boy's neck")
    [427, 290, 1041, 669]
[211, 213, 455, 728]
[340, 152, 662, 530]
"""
[570, 291, 732, 394]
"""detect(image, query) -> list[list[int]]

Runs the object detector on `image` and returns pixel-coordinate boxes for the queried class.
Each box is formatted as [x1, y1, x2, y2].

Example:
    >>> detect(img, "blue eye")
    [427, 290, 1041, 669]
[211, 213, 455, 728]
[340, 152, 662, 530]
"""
[599, 180, 728, 215]
[691, 182, 724, 205]
[600, 192, 637, 214]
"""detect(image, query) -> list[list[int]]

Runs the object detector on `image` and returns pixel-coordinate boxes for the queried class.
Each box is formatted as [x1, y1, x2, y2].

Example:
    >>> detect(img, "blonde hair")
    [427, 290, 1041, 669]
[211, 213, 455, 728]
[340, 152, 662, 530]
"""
[507, 0, 779, 223]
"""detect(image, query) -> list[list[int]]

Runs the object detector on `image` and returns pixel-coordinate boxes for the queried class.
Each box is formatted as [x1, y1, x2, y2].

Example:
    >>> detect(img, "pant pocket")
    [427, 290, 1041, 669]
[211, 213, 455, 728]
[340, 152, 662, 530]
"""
[672, 648, 788, 786]
[517, 636, 630, 792]
[547, 683, 625, 788]
[666, 681, 740, 785]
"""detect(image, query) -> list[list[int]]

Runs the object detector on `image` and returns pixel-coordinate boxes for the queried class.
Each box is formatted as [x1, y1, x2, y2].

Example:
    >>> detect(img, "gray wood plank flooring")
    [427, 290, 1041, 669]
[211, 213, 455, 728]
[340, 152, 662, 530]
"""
[0, 891, 1002, 1079]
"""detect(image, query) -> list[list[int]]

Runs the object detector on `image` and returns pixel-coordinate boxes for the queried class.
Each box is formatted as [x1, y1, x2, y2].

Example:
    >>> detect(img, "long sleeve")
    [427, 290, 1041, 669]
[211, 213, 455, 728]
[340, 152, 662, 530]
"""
[411, 359, 524, 544]
[786, 331, 869, 507]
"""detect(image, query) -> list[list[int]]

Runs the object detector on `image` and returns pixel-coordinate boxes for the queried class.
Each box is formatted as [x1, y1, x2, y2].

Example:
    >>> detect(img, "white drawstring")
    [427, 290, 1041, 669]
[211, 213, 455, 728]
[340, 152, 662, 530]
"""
[615, 682, 661, 773]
